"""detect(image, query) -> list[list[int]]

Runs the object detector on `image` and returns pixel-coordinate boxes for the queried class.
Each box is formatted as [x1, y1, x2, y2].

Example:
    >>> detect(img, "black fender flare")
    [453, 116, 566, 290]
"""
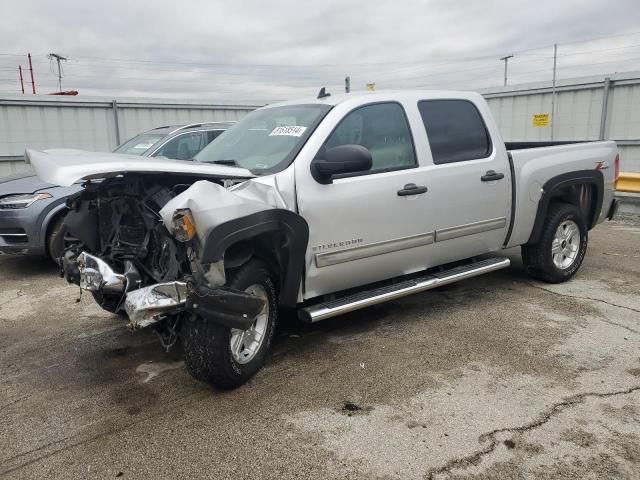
[527, 169, 604, 245]
[200, 209, 309, 307]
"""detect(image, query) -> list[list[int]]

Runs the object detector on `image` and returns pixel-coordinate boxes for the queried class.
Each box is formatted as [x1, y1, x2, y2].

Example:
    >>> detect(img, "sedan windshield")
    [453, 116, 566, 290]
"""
[195, 104, 331, 174]
[113, 133, 165, 156]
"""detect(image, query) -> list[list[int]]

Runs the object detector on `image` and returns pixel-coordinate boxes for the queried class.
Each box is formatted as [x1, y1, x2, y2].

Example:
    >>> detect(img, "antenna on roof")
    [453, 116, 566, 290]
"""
[317, 87, 331, 99]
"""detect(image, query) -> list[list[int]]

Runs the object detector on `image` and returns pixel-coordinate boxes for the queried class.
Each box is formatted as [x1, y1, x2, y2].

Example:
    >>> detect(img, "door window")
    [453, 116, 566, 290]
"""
[418, 100, 492, 165]
[323, 102, 416, 174]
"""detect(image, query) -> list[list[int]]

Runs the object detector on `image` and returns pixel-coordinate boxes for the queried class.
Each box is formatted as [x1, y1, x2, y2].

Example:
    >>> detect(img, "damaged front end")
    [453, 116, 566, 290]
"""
[59, 175, 276, 338]
[64, 250, 266, 331]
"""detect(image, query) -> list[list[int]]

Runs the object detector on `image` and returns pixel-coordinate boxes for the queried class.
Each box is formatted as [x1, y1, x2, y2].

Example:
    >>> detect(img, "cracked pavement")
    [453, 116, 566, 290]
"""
[1, 216, 639, 479]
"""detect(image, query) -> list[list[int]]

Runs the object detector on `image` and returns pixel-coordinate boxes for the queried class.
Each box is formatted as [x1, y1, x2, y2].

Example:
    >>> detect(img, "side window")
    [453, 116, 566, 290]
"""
[418, 100, 492, 165]
[324, 102, 416, 173]
[206, 129, 224, 144]
[154, 132, 205, 160]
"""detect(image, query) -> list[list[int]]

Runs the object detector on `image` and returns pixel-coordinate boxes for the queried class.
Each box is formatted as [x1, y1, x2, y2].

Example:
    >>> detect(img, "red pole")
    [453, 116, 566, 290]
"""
[18, 65, 24, 94]
[28, 53, 36, 94]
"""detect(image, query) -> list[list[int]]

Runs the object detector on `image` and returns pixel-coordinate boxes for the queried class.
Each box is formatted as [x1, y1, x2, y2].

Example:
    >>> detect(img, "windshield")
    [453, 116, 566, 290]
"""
[113, 133, 165, 156]
[194, 104, 331, 174]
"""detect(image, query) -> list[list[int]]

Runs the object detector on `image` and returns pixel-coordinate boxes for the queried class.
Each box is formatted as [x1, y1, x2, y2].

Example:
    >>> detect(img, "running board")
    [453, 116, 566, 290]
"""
[299, 257, 510, 323]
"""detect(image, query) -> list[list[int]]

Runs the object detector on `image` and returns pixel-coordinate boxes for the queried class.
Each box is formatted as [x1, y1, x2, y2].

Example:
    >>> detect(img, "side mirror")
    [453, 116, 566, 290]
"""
[311, 144, 372, 184]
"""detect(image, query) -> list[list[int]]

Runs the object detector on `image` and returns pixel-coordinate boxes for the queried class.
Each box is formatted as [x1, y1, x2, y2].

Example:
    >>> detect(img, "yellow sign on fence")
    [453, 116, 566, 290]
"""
[532, 113, 550, 127]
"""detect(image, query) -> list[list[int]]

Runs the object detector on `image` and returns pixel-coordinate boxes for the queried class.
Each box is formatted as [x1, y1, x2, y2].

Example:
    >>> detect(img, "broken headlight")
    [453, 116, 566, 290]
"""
[171, 208, 197, 242]
[0, 192, 52, 209]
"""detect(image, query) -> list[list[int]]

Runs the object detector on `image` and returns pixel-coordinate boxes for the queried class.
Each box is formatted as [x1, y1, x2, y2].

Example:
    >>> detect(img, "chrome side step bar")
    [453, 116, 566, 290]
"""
[299, 257, 510, 323]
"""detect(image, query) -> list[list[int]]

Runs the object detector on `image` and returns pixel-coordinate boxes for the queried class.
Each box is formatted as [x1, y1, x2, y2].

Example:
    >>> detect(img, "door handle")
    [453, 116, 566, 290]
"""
[481, 170, 505, 182]
[397, 183, 428, 196]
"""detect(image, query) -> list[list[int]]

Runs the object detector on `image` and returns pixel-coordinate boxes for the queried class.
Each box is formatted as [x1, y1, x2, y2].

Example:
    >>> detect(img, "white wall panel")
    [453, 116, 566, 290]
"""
[0, 95, 262, 175]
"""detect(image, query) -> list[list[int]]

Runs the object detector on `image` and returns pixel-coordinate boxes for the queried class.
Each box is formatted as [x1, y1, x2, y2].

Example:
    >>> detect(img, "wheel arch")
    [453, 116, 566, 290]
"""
[527, 169, 603, 245]
[40, 203, 69, 255]
[200, 209, 309, 308]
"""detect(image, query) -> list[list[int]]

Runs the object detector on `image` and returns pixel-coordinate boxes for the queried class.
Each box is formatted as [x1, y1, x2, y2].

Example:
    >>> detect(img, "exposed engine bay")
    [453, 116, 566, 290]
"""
[60, 174, 267, 348]
[63, 175, 195, 286]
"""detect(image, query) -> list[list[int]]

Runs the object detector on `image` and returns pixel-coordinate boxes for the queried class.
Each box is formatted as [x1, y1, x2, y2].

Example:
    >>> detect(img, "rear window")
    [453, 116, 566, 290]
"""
[418, 100, 492, 165]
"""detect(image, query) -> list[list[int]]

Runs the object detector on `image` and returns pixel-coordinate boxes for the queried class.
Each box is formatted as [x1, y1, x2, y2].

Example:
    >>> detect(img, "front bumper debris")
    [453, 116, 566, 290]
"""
[76, 251, 125, 292]
[124, 282, 188, 329]
[65, 250, 266, 331]
[185, 284, 266, 330]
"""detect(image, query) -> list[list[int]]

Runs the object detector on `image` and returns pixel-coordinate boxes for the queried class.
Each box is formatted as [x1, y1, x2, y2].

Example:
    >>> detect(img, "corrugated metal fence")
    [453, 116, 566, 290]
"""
[3, 72, 640, 177]
[481, 71, 640, 172]
[0, 95, 262, 176]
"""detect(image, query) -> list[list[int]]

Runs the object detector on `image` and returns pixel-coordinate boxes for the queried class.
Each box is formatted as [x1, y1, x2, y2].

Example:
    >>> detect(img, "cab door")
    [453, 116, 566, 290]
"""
[414, 98, 511, 264]
[295, 101, 437, 299]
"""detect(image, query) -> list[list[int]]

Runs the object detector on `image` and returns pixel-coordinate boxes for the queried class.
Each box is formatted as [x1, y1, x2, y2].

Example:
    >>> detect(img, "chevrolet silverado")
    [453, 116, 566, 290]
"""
[27, 90, 620, 389]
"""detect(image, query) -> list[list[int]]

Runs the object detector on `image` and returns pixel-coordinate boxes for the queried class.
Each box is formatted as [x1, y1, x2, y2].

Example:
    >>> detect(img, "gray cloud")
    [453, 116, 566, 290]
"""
[1, 0, 639, 101]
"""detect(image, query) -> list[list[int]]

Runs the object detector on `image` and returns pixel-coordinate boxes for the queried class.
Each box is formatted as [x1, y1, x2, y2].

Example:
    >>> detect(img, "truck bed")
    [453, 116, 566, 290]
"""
[505, 140, 618, 248]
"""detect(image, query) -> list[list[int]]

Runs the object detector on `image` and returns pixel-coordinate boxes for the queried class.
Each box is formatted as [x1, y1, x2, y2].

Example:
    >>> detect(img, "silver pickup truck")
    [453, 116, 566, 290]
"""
[27, 90, 620, 389]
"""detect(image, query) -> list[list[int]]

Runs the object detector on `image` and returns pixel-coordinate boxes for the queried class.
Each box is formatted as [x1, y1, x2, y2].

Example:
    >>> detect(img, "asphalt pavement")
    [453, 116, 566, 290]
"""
[1, 216, 639, 479]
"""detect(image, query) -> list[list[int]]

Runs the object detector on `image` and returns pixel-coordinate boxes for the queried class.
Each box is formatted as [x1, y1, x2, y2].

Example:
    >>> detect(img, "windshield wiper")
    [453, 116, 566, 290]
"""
[210, 159, 240, 167]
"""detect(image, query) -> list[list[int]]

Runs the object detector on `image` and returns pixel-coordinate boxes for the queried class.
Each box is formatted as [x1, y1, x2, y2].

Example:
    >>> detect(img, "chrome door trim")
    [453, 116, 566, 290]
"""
[314, 231, 435, 268]
[435, 217, 507, 242]
[313, 216, 508, 268]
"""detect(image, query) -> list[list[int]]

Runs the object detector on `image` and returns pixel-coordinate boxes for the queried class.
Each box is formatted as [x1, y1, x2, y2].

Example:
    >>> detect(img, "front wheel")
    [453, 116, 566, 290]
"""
[181, 259, 278, 390]
[522, 203, 588, 283]
[46, 215, 66, 265]
[92, 291, 127, 317]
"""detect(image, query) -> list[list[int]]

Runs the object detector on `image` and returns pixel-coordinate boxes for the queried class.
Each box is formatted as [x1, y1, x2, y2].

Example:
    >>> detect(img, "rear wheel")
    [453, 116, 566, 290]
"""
[522, 203, 588, 283]
[182, 259, 278, 390]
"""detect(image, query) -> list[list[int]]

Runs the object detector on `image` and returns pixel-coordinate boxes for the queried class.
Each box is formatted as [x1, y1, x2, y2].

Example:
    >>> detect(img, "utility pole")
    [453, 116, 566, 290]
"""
[345, 76, 351, 93]
[551, 43, 557, 141]
[499, 55, 514, 86]
[28, 53, 36, 94]
[18, 65, 24, 94]
[47, 53, 67, 92]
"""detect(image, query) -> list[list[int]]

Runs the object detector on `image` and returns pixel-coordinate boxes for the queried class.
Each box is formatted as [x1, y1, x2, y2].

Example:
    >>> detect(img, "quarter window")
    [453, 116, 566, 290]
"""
[418, 100, 492, 165]
[323, 102, 416, 173]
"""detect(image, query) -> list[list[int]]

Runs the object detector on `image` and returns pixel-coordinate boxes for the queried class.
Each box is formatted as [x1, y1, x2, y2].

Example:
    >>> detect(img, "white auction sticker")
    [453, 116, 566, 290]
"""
[133, 143, 154, 149]
[269, 126, 307, 137]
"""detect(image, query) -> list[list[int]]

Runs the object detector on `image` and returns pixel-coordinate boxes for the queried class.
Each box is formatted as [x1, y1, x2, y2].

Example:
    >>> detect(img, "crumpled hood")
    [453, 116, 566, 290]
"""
[0, 173, 55, 195]
[25, 148, 255, 187]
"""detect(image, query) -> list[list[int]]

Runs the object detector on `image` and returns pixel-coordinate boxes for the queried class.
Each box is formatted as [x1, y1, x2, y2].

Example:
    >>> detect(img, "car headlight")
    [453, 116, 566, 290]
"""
[0, 192, 52, 209]
[171, 208, 197, 242]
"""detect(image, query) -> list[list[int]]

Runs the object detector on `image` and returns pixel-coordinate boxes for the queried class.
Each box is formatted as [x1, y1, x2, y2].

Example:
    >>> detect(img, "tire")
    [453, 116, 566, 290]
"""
[182, 259, 278, 390]
[92, 291, 127, 317]
[521, 202, 588, 283]
[46, 215, 66, 265]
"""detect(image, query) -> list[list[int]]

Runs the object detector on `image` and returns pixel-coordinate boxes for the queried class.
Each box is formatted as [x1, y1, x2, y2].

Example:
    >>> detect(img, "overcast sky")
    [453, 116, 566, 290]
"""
[1, 0, 640, 102]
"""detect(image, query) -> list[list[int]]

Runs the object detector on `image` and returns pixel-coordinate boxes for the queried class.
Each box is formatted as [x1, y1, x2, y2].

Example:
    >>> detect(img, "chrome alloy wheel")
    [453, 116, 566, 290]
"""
[229, 284, 269, 365]
[551, 220, 580, 269]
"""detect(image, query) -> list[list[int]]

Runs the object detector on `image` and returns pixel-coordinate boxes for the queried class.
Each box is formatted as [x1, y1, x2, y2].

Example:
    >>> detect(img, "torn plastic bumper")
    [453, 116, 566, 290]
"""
[185, 284, 266, 331]
[123, 282, 266, 331]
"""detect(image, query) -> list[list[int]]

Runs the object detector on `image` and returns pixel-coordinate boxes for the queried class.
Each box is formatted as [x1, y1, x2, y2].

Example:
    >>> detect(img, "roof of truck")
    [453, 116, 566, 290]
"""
[263, 89, 484, 109]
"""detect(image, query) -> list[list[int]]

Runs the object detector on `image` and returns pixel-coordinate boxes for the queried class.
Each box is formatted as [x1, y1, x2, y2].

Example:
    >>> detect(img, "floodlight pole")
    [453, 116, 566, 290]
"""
[500, 55, 514, 86]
